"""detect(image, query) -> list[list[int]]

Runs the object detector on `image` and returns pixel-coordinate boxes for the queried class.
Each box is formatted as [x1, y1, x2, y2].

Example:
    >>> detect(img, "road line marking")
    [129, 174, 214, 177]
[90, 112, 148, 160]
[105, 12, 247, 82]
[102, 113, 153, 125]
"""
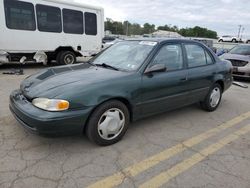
[139, 124, 250, 188]
[87, 112, 250, 188]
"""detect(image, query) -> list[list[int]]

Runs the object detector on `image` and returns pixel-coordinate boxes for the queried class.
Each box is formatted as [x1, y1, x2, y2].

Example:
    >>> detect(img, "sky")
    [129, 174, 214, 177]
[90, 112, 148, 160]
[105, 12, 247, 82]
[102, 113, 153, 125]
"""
[75, 0, 250, 38]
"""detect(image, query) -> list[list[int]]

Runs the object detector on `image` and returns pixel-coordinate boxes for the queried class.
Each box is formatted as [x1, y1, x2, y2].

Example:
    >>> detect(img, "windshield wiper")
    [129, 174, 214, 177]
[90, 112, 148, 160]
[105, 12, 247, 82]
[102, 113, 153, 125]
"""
[95, 63, 119, 71]
[85, 61, 98, 68]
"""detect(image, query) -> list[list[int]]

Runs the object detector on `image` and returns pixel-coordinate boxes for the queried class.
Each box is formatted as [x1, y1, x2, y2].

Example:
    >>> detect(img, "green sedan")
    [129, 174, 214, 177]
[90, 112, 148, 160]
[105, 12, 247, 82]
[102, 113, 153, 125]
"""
[10, 39, 233, 146]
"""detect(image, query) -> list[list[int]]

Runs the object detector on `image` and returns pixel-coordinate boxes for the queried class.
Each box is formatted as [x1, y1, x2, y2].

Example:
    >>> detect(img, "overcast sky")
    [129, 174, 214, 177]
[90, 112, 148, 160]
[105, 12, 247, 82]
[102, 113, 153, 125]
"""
[76, 0, 250, 38]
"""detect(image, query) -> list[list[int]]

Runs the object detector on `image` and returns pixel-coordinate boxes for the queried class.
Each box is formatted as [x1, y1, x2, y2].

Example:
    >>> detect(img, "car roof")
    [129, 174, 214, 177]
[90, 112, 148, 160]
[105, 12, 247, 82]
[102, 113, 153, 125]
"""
[126, 37, 205, 44]
[237, 44, 250, 46]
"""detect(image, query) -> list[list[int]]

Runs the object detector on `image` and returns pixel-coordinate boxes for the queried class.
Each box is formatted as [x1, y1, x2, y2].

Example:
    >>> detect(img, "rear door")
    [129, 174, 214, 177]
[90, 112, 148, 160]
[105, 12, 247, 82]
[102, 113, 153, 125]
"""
[140, 42, 189, 116]
[184, 43, 217, 103]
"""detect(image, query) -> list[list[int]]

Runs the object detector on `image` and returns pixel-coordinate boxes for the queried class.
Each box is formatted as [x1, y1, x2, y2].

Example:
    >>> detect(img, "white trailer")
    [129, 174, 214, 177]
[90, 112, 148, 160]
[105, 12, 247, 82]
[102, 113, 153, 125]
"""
[0, 0, 104, 65]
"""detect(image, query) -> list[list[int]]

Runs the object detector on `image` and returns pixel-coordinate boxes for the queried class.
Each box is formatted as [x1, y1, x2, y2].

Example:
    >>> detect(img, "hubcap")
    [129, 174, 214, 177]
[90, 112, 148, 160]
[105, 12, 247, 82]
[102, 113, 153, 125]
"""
[209, 87, 221, 108]
[97, 108, 125, 140]
[64, 54, 74, 64]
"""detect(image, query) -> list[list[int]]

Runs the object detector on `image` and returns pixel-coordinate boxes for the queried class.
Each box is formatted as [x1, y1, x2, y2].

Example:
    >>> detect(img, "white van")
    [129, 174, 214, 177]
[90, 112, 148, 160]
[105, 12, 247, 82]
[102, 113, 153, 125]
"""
[0, 0, 104, 65]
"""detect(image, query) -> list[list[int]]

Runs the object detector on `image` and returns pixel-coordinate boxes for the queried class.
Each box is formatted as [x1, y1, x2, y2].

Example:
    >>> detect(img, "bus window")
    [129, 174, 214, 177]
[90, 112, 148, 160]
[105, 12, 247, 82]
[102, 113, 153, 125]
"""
[4, 0, 36, 31]
[63, 9, 83, 34]
[85, 12, 97, 35]
[36, 4, 62, 33]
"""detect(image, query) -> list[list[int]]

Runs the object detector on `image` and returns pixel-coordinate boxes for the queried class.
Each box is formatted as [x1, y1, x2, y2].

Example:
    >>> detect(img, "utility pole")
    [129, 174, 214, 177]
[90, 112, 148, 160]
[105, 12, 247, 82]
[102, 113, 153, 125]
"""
[126, 21, 129, 36]
[238, 25, 242, 38]
[240, 27, 245, 39]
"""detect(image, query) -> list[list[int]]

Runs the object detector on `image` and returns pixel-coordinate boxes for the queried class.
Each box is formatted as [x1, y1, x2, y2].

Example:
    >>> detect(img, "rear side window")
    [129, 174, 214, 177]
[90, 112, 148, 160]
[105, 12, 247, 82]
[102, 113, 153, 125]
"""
[36, 4, 62, 33]
[4, 0, 36, 31]
[205, 51, 214, 64]
[63, 9, 83, 34]
[185, 44, 209, 68]
[85, 12, 97, 35]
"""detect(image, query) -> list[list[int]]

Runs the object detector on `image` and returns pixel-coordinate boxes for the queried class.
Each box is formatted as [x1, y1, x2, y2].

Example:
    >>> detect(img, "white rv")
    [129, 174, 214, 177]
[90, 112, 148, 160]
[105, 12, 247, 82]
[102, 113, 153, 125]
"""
[0, 0, 104, 65]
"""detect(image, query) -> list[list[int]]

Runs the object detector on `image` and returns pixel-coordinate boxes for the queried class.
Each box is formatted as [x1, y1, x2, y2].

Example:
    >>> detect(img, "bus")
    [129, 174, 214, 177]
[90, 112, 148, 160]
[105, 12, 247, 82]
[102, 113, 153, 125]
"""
[0, 0, 104, 65]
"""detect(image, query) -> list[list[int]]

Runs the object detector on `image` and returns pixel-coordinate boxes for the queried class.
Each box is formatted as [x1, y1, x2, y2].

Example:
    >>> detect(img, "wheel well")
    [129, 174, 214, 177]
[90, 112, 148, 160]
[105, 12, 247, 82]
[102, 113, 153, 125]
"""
[215, 80, 224, 92]
[55, 47, 82, 57]
[113, 97, 133, 121]
[83, 97, 133, 133]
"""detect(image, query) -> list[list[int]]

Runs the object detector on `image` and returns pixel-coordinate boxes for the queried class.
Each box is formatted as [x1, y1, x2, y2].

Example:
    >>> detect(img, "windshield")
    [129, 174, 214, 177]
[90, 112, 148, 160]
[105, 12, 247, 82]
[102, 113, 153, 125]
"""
[93, 41, 157, 71]
[229, 45, 250, 55]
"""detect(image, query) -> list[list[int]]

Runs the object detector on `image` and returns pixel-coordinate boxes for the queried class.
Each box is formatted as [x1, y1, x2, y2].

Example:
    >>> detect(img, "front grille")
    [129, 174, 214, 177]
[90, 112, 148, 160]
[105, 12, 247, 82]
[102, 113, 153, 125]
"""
[233, 72, 245, 76]
[228, 59, 248, 67]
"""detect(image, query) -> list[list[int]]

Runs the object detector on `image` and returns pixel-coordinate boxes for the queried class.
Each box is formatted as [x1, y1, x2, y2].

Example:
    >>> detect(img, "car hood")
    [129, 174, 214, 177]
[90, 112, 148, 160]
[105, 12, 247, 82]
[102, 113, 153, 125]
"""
[221, 53, 250, 62]
[21, 63, 130, 99]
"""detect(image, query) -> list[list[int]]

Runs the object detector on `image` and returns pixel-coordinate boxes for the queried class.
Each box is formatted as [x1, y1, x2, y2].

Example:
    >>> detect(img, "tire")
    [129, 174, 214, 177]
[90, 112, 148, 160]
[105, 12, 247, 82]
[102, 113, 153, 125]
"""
[200, 83, 222, 112]
[246, 40, 250, 44]
[56, 51, 76, 65]
[218, 39, 223, 42]
[232, 39, 237, 43]
[86, 100, 130, 146]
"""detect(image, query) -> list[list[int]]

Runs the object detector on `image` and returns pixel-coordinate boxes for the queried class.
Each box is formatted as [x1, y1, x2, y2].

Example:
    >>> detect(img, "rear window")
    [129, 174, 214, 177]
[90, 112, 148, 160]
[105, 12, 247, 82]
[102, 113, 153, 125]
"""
[63, 9, 84, 34]
[85, 12, 97, 35]
[36, 4, 62, 33]
[4, 0, 36, 31]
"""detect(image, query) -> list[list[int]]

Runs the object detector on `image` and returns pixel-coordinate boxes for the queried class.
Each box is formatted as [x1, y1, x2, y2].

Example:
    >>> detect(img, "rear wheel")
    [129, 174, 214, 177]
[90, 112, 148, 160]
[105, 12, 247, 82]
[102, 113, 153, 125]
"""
[246, 40, 250, 44]
[201, 84, 222, 112]
[218, 39, 223, 42]
[86, 100, 130, 146]
[232, 39, 237, 43]
[56, 51, 76, 65]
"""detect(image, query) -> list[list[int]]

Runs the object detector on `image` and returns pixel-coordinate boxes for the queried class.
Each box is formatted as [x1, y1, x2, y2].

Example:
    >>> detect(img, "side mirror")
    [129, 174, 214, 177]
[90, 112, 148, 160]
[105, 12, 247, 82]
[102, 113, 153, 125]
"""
[144, 64, 166, 74]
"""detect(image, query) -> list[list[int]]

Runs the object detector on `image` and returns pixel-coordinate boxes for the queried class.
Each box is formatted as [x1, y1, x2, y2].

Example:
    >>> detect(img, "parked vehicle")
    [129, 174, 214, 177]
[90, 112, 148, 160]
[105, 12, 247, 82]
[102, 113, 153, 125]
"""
[102, 38, 124, 49]
[220, 44, 250, 79]
[10, 39, 233, 146]
[218, 36, 241, 43]
[102, 36, 116, 44]
[0, 0, 104, 65]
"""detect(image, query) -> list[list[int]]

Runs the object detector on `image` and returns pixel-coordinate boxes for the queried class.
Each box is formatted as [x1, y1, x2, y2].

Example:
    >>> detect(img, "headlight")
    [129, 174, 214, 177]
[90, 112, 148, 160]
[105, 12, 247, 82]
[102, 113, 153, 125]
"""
[32, 98, 69, 111]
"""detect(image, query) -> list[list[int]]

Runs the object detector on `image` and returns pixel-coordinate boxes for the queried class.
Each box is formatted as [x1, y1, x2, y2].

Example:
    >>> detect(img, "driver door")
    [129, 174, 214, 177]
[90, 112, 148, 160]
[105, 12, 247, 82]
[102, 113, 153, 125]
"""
[140, 43, 189, 116]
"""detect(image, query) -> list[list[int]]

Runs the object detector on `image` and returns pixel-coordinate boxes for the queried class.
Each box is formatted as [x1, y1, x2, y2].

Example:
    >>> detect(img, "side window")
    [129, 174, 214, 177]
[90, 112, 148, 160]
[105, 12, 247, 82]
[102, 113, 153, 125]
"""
[152, 44, 183, 71]
[63, 9, 83, 34]
[36, 4, 62, 33]
[85, 12, 97, 35]
[205, 51, 214, 64]
[4, 0, 36, 31]
[185, 44, 207, 68]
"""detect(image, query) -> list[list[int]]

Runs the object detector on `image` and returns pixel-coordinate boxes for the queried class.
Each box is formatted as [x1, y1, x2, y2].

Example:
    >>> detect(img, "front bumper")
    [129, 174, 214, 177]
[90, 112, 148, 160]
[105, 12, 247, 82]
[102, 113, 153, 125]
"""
[233, 66, 250, 78]
[9, 90, 93, 135]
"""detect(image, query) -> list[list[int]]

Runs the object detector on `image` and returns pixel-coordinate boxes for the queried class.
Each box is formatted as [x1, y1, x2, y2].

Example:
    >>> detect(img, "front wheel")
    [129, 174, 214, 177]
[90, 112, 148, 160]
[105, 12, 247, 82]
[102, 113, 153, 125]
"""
[201, 84, 222, 112]
[232, 39, 237, 43]
[86, 100, 130, 146]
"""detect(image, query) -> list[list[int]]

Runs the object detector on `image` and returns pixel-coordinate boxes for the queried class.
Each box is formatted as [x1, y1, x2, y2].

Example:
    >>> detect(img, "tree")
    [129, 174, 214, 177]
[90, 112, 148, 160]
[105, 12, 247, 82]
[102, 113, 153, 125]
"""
[178, 26, 217, 38]
[143, 23, 155, 34]
[104, 18, 218, 39]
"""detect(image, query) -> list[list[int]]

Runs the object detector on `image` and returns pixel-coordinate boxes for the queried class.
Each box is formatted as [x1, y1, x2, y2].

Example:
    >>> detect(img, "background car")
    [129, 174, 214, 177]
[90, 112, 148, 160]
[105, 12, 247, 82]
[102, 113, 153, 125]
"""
[102, 38, 124, 49]
[102, 36, 116, 44]
[218, 36, 241, 43]
[220, 44, 250, 79]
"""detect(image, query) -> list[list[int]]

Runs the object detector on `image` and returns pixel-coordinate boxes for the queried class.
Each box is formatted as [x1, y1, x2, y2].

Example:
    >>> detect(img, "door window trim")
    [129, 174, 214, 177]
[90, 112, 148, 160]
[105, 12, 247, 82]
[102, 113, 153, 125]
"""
[144, 42, 186, 74]
[183, 42, 215, 69]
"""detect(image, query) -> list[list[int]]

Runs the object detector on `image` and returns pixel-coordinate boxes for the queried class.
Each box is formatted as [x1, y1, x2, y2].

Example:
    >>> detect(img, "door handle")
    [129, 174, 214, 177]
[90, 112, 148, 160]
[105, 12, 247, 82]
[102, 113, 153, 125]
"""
[180, 77, 188, 81]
